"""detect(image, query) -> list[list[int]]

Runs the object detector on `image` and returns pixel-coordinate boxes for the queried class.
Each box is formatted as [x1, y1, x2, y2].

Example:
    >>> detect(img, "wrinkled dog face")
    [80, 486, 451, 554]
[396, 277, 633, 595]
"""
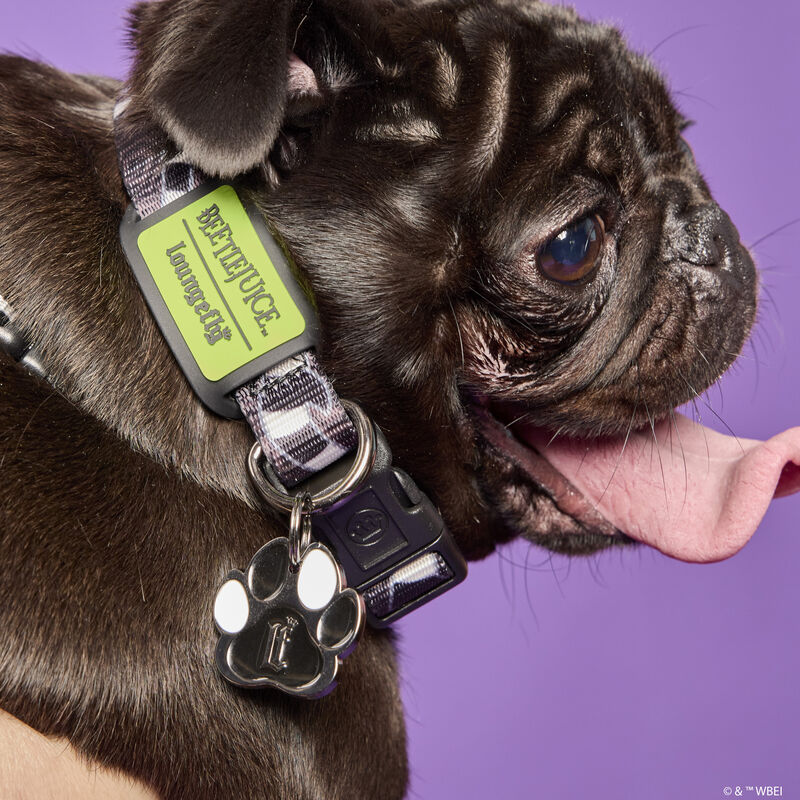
[129, 0, 757, 559]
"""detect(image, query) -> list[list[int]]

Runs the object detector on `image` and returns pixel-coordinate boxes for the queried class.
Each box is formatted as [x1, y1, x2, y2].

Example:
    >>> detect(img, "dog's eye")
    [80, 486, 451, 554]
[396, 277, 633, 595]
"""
[537, 214, 605, 284]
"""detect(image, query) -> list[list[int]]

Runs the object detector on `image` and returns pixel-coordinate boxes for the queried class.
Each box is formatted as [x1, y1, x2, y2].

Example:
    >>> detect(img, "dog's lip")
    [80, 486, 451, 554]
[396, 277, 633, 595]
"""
[471, 402, 621, 539]
[471, 399, 800, 562]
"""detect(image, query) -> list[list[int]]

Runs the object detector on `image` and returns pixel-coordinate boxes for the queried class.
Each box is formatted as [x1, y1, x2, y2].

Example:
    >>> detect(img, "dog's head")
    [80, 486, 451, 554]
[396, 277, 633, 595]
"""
[46, 0, 798, 565]
[119, 0, 800, 563]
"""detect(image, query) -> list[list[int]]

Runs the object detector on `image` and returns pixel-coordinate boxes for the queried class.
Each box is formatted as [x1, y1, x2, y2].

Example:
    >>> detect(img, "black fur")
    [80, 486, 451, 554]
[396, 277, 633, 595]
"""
[0, 0, 756, 796]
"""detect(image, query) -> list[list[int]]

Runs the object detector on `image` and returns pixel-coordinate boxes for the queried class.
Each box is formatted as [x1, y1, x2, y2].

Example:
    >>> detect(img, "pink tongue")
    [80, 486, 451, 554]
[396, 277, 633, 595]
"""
[518, 414, 800, 562]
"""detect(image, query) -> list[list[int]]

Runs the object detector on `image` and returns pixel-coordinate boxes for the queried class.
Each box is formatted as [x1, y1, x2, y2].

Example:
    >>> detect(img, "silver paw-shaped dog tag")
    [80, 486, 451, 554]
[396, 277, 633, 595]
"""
[213, 537, 364, 698]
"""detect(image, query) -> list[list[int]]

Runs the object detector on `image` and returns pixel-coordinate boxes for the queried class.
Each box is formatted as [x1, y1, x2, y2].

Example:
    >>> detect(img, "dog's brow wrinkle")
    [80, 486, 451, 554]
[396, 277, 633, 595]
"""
[357, 98, 441, 145]
[427, 42, 461, 108]
[471, 43, 512, 175]
[357, 118, 441, 145]
[542, 105, 598, 170]
[585, 125, 623, 175]
[536, 71, 593, 130]
[374, 55, 403, 79]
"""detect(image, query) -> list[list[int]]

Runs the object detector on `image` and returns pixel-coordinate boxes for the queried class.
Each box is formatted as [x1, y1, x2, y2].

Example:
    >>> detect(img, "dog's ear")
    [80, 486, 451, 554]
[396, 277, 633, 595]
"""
[127, 0, 324, 177]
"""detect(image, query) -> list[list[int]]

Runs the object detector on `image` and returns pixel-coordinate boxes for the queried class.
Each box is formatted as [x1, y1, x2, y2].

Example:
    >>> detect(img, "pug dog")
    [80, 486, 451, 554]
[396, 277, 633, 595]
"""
[1, 0, 799, 798]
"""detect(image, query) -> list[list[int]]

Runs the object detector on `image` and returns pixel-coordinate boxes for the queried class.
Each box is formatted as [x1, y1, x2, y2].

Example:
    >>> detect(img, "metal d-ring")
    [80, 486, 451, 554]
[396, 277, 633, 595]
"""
[247, 399, 376, 514]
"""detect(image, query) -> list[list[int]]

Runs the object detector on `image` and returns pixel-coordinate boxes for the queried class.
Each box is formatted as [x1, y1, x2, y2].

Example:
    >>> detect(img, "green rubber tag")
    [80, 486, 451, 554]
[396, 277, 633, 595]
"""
[136, 185, 306, 382]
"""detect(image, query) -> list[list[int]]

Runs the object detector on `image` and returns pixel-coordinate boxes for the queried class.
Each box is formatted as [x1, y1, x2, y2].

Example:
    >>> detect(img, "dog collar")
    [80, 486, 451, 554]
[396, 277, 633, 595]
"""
[110, 96, 467, 696]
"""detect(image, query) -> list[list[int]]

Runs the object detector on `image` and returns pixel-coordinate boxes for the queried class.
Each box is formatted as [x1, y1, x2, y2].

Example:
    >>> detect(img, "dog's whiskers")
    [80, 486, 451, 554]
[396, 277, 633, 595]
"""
[647, 333, 721, 386]
[686, 391, 712, 469]
[134, 543, 147, 604]
[648, 24, 709, 57]
[500, 408, 535, 428]
[756, 284, 784, 346]
[673, 88, 716, 111]
[747, 216, 800, 250]
[497, 544, 514, 609]
[77, 519, 95, 551]
[545, 425, 566, 448]
[643, 397, 669, 515]
[292, 2, 312, 51]
[668, 407, 689, 516]
[756, 264, 795, 276]
[471, 285, 539, 336]
[448, 296, 465, 368]
[585, 551, 607, 589]
[523, 544, 539, 628]
[596, 397, 638, 506]
[680, 374, 745, 456]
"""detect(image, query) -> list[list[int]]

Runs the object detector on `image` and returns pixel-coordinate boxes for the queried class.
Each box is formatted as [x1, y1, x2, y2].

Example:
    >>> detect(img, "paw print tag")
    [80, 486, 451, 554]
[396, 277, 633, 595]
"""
[213, 529, 365, 698]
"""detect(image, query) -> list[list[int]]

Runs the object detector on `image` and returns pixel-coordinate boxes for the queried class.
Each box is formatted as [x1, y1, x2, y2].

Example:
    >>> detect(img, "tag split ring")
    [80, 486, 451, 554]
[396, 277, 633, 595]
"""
[288, 493, 313, 568]
[247, 399, 376, 513]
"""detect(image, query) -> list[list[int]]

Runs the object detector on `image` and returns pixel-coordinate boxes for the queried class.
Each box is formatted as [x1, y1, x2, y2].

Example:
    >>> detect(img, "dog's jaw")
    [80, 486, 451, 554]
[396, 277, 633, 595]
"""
[469, 399, 625, 549]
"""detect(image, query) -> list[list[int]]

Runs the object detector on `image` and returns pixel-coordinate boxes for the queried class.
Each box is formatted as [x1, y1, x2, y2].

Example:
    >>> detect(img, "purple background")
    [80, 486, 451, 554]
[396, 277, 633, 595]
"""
[3, 1, 798, 798]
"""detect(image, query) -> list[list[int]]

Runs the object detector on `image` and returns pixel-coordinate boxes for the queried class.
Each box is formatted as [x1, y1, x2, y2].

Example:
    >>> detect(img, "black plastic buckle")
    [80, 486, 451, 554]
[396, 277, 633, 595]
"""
[299, 425, 468, 627]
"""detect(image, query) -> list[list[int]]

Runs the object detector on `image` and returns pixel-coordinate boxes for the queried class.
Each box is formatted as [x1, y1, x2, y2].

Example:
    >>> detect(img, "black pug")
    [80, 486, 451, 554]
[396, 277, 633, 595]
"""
[1, 0, 798, 797]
